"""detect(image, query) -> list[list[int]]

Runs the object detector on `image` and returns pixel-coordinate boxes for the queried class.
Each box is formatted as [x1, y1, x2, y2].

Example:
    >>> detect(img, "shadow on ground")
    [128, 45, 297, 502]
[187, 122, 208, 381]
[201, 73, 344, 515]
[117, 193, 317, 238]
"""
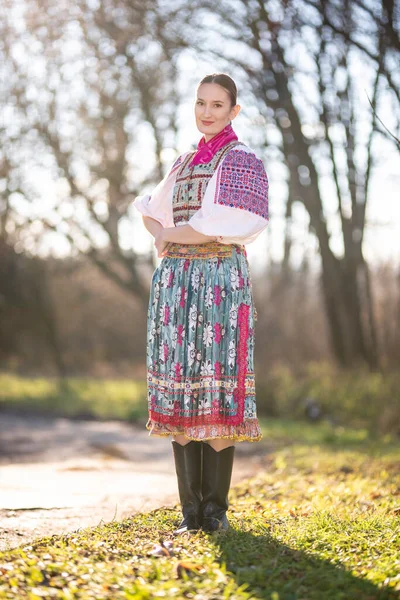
[211, 528, 395, 600]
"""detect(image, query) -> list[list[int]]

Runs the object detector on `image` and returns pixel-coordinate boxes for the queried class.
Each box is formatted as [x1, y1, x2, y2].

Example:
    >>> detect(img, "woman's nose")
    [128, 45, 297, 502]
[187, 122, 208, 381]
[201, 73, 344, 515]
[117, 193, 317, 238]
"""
[203, 105, 212, 117]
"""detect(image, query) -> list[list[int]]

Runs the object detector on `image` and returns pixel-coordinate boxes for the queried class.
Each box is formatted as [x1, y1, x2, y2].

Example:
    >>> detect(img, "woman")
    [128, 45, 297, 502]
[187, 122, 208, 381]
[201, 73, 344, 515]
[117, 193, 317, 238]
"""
[134, 73, 269, 534]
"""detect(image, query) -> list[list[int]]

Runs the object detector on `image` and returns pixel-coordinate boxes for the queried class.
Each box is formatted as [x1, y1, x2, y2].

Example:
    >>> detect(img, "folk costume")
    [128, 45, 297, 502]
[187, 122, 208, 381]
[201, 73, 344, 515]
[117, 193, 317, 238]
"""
[134, 124, 269, 532]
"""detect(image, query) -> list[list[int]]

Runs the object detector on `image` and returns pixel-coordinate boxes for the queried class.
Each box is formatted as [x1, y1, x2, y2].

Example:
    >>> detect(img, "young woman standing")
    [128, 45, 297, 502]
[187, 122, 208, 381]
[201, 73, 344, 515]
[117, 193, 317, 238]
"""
[134, 73, 269, 533]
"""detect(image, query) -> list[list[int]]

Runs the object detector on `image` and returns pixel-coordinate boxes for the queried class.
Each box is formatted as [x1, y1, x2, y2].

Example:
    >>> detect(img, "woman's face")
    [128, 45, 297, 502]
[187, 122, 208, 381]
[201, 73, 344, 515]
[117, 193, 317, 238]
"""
[195, 83, 240, 141]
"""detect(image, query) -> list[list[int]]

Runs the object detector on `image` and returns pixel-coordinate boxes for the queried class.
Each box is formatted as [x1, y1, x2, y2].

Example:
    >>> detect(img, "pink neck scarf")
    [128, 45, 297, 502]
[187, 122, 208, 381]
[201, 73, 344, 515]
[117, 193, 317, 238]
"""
[189, 123, 238, 166]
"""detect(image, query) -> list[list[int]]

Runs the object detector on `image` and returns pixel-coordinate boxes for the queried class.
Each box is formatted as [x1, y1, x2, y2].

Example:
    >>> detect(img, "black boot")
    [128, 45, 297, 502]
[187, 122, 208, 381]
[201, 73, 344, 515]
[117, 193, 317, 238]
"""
[201, 443, 235, 532]
[172, 441, 203, 535]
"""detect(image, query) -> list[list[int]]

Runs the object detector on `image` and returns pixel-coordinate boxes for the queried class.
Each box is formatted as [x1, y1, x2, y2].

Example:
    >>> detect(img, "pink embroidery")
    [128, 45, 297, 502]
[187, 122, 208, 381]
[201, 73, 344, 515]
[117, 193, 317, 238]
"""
[233, 303, 250, 425]
[148, 304, 250, 427]
[214, 323, 222, 344]
[163, 343, 169, 363]
[175, 362, 182, 377]
[179, 286, 186, 308]
[177, 324, 184, 345]
[216, 150, 269, 219]
[163, 304, 170, 326]
[184, 259, 190, 272]
[167, 270, 174, 288]
[238, 274, 244, 289]
[214, 285, 222, 306]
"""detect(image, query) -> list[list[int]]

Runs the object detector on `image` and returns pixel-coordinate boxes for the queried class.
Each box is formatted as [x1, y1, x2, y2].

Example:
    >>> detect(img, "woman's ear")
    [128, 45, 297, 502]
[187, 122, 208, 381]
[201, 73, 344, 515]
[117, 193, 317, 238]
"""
[230, 104, 241, 121]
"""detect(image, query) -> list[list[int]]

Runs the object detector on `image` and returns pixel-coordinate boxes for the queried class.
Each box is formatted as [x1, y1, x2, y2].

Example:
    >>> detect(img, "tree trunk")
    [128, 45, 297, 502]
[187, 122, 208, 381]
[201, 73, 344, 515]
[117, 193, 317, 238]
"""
[30, 261, 68, 378]
[319, 247, 379, 368]
[250, 12, 380, 369]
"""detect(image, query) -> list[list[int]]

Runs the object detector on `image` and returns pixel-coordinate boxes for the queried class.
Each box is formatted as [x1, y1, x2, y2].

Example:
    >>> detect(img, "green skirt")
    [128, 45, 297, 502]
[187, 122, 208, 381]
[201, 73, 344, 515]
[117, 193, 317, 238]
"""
[145, 242, 262, 442]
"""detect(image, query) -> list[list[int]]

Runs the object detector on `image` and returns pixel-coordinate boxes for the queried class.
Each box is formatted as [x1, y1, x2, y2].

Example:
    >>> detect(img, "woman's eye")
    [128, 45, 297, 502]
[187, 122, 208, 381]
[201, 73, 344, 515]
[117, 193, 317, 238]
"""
[196, 101, 222, 107]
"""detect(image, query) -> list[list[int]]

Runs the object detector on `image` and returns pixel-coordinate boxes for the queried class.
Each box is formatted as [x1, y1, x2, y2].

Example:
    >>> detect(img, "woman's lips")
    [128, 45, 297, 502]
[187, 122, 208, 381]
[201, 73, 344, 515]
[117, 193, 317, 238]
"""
[201, 121, 214, 125]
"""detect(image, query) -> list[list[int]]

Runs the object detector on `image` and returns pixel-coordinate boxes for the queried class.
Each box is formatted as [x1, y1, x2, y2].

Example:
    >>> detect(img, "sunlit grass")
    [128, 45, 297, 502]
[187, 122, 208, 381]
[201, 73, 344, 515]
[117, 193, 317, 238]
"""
[2, 367, 400, 437]
[0, 373, 147, 422]
[257, 362, 400, 435]
[257, 417, 398, 454]
[0, 419, 399, 599]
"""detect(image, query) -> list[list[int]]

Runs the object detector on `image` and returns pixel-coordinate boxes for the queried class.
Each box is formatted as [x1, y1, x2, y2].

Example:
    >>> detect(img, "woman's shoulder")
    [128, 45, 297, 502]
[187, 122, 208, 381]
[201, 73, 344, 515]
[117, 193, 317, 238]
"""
[229, 141, 254, 153]
[170, 150, 195, 172]
[221, 143, 267, 172]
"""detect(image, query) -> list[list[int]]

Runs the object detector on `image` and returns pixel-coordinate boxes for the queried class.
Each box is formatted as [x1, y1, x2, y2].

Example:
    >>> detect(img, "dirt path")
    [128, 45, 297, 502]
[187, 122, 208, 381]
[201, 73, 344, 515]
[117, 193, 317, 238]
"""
[0, 413, 266, 551]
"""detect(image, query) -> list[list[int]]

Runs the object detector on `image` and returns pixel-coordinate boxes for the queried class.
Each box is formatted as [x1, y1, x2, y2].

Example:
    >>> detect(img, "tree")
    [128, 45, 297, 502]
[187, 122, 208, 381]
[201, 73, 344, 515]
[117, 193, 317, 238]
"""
[0, 0, 191, 307]
[191, 0, 399, 368]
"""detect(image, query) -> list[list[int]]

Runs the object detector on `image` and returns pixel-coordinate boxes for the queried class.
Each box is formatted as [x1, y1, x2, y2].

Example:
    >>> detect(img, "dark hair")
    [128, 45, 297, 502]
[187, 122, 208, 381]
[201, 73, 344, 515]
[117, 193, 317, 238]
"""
[197, 73, 237, 107]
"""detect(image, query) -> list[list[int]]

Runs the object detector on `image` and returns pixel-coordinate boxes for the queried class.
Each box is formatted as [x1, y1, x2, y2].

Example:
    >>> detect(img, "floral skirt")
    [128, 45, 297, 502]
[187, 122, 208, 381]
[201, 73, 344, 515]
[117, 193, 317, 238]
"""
[145, 241, 262, 442]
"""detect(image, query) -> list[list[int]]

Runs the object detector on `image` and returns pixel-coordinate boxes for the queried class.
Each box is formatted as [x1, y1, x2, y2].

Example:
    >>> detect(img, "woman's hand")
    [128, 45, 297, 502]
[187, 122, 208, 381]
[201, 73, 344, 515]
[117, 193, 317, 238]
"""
[153, 224, 217, 257]
[154, 229, 172, 258]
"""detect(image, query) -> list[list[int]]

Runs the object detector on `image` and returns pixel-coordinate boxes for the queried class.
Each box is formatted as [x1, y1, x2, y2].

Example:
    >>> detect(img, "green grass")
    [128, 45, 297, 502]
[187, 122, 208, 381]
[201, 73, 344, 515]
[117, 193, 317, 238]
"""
[256, 362, 400, 435]
[0, 373, 147, 422]
[2, 364, 400, 435]
[0, 421, 399, 599]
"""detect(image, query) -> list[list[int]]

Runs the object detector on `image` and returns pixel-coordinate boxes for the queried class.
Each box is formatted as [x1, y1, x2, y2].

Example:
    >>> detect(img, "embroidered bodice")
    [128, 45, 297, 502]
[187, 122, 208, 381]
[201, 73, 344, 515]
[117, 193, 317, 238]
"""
[172, 141, 241, 225]
[134, 140, 269, 245]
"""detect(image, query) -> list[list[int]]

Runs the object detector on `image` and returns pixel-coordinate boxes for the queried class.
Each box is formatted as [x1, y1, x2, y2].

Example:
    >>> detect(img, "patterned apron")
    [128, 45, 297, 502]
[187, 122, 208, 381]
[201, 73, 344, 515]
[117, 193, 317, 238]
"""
[146, 143, 262, 442]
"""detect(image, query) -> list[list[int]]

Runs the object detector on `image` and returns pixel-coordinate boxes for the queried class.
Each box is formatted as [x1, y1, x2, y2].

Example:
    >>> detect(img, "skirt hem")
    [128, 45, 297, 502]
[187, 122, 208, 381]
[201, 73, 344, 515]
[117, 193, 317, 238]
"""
[146, 420, 262, 443]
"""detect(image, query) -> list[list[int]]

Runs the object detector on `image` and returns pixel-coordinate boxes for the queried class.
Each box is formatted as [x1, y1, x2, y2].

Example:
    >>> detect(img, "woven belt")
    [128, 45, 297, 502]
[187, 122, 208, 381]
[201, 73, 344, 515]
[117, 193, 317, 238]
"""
[164, 242, 240, 259]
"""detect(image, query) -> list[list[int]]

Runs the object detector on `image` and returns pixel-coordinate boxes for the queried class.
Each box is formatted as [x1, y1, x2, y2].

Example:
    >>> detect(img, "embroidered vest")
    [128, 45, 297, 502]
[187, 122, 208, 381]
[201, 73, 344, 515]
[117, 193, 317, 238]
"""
[172, 141, 241, 225]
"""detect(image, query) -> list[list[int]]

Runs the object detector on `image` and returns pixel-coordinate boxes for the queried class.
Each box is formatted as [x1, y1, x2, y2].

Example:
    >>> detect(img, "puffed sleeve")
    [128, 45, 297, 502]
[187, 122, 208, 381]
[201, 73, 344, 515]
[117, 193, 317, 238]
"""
[133, 153, 191, 228]
[188, 145, 269, 245]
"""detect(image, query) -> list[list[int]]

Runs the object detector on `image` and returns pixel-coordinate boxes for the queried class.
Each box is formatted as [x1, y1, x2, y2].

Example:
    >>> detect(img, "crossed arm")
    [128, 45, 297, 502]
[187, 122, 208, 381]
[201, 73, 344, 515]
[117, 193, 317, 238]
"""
[143, 217, 217, 258]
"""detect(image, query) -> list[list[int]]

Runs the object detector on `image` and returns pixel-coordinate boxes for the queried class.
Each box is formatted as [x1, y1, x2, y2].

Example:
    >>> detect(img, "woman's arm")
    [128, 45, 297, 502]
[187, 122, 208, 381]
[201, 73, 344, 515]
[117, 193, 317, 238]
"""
[142, 216, 163, 238]
[155, 225, 216, 257]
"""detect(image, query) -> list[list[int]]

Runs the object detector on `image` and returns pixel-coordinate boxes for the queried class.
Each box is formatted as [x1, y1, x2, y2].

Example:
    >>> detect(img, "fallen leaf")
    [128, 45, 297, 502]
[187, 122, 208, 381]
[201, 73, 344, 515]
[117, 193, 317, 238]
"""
[148, 539, 175, 557]
[0, 564, 13, 576]
[175, 561, 206, 578]
[149, 544, 170, 557]
[370, 491, 382, 499]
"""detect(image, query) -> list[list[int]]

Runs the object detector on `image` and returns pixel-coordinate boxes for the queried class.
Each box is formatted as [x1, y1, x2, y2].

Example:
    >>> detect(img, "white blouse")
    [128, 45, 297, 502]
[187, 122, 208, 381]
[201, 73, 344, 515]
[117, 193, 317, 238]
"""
[134, 143, 269, 245]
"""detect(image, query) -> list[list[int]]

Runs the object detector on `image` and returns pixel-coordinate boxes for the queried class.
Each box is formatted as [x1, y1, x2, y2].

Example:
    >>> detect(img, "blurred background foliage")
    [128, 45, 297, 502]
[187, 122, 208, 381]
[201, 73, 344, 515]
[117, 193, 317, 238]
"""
[0, 0, 399, 434]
